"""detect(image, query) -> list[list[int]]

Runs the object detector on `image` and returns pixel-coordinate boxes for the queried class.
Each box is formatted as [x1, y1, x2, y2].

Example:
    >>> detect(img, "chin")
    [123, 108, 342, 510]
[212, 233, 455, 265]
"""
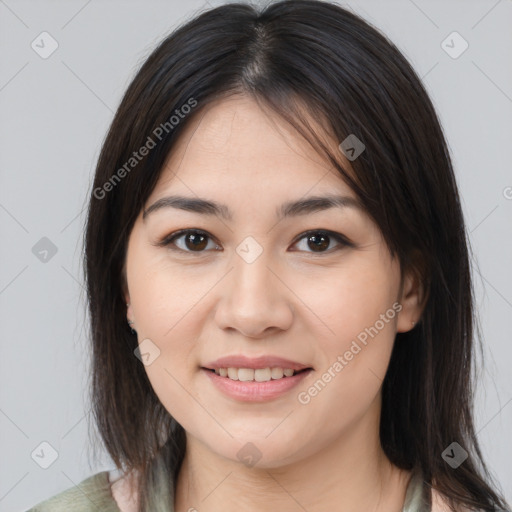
[201, 434, 307, 470]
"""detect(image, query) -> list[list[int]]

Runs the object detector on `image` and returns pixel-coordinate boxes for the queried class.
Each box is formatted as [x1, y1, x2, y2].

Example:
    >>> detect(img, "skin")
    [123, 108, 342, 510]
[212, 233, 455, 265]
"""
[122, 95, 425, 512]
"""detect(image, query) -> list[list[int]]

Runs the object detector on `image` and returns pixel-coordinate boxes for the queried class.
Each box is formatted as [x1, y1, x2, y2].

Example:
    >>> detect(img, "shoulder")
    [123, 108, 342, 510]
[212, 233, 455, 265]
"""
[110, 468, 140, 512]
[431, 487, 477, 512]
[406, 469, 473, 512]
[431, 488, 452, 512]
[25, 470, 121, 512]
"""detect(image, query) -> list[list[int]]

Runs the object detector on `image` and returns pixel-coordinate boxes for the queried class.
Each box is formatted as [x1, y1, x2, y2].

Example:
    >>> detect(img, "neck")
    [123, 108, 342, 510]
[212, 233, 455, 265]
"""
[174, 405, 412, 512]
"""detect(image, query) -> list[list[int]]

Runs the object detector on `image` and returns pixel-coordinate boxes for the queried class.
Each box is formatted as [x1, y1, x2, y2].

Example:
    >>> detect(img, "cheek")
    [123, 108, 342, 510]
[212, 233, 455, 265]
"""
[129, 251, 207, 341]
[126, 253, 204, 403]
[130, 262, 203, 422]
[296, 253, 399, 344]
[294, 254, 399, 405]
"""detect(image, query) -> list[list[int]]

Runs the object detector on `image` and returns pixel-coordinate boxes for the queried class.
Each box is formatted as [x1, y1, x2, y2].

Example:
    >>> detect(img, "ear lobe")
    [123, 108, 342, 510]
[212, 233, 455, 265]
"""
[124, 290, 134, 325]
[121, 266, 130, 305]
[396, 252, 428, 333]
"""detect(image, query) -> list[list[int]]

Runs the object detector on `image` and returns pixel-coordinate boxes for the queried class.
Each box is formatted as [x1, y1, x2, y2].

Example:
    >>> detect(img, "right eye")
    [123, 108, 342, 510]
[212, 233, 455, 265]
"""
[155, 229, 222, 254]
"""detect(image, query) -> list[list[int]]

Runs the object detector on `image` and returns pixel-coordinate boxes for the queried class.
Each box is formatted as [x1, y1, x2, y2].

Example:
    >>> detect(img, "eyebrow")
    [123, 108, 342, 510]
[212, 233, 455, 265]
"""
[142, 194, 363, 222]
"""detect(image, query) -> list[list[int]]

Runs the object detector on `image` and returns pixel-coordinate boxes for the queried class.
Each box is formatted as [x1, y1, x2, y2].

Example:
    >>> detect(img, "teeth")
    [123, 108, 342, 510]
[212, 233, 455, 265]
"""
[255, 368, 272, 382]
[238, 368, 255, 381]
[213, 367, 301, 381]
[271, 367, 284, 379]
[227, 367, 239, 380]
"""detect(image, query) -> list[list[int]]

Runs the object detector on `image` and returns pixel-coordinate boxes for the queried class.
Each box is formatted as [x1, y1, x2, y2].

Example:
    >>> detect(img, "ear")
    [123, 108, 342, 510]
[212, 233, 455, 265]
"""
[396, 251, 427, 333]
[123, 289, 134, 321]
[121, 265, 132, 318]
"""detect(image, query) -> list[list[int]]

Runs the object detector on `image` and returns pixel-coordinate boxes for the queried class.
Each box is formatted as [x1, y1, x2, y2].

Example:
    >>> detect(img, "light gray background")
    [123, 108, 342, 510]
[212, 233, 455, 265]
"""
[1, 0, 511, 510]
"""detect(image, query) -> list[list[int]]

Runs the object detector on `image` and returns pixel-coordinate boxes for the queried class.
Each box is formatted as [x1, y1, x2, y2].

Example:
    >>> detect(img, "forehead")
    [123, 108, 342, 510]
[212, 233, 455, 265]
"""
[151, 95, 355, 199]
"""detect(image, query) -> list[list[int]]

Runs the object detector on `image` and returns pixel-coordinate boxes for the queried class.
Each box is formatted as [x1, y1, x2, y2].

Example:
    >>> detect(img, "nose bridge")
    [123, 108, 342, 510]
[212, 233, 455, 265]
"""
[214, 240, 293, 336]
[230, 244, 277, 308]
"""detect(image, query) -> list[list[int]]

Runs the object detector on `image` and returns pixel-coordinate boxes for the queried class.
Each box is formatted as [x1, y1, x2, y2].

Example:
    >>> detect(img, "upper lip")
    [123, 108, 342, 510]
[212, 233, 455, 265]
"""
[202, 355, 313, 371]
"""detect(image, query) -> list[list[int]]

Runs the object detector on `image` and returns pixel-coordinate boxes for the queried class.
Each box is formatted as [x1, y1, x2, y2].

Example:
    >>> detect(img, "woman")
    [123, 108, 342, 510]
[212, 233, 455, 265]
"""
[27, 1, 509, 511]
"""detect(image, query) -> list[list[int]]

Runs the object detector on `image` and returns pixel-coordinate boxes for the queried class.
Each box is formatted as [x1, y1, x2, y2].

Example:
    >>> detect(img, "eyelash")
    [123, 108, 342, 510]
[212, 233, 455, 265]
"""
[155, 228, 354, 256]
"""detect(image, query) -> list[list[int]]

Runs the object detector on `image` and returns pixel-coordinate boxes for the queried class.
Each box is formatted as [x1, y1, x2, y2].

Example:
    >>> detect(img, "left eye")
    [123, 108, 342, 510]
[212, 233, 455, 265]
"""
[156, 229, 352, 254]
[291, 230, 352, 253]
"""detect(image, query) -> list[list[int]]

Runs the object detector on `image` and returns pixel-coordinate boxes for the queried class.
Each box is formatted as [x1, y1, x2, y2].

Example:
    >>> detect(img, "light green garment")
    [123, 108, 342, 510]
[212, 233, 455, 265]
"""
[403, 469, 431, 512]
[26, 472, 121, 512]
[26, 467, 430, 511]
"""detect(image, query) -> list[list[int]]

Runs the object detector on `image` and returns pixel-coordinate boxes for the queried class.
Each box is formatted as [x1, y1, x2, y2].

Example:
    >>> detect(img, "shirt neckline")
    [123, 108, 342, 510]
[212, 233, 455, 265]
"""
[101, 466, 430, 512]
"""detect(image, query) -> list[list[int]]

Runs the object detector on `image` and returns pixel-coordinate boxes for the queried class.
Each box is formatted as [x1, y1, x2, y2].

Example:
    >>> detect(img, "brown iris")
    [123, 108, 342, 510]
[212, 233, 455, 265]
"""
[184, 232, 208, 251]
[307, 233, 330, 252]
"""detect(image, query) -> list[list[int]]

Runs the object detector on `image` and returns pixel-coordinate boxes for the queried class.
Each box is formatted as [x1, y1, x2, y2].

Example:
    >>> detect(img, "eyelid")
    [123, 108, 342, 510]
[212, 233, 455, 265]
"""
[153, 228, 221, 252]
[290, 229, 354, 252]
[154, 228, 354, 254]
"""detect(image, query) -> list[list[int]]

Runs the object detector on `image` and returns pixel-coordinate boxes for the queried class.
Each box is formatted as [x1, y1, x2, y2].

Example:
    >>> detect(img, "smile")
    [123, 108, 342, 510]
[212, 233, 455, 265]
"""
[206, 367, 307, 381]
[201, 367, 313, 402]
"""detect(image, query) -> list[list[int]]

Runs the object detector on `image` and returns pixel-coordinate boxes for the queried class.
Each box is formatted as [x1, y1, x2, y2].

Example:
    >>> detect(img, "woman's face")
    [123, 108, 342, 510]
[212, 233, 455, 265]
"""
[124, 95, 421, 468]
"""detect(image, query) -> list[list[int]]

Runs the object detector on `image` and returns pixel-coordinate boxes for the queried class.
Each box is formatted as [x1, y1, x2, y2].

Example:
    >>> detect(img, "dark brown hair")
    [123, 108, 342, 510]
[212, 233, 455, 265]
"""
[83, 1, 509, 510]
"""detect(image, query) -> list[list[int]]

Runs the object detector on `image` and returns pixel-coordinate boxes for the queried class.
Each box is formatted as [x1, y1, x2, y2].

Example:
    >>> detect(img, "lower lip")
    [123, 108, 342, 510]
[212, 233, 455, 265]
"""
[201, 368, 313, 402]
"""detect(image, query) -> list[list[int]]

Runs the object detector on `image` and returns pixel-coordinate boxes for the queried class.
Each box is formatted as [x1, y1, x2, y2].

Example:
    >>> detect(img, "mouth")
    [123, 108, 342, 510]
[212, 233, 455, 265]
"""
[200, 355, 314, 401]
[201, 366, 312, 382]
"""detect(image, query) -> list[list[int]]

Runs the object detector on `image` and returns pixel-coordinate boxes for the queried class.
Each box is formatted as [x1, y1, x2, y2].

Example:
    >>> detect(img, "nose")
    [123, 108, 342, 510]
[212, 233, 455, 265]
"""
[214, 253, 294, 339]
